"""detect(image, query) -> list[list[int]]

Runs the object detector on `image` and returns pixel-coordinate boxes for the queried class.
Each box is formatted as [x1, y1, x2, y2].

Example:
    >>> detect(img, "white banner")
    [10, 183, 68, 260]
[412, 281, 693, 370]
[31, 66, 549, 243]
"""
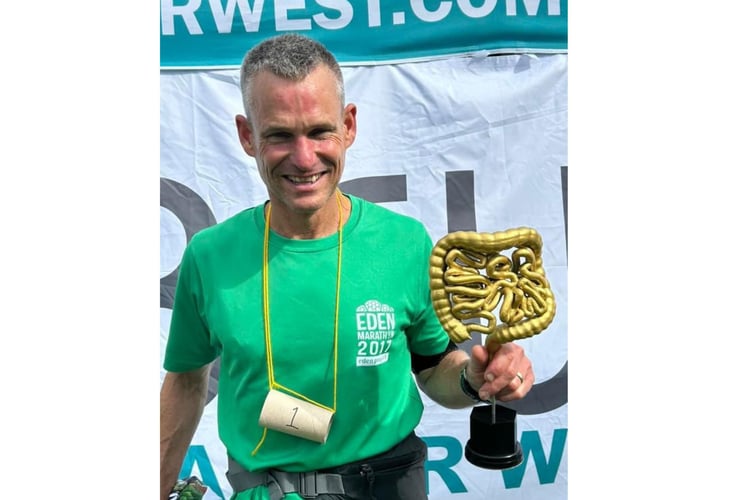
[160, 52, 568, 499]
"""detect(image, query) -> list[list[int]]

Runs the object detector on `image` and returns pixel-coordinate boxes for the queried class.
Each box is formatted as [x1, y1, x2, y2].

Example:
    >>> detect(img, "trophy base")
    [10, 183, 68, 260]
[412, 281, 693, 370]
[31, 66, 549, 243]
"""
[465, 404, 523, 470]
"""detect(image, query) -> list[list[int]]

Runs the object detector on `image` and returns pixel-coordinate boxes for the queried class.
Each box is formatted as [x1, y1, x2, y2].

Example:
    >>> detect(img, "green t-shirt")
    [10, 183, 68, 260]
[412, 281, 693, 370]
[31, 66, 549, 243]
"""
[164, 195, 449, 493]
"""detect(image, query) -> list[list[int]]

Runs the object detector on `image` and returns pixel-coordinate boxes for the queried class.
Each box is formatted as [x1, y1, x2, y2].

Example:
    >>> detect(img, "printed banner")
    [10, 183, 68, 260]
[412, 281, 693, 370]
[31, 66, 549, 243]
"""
[160, 0, 567, 68]
[160, 53, 568, 499]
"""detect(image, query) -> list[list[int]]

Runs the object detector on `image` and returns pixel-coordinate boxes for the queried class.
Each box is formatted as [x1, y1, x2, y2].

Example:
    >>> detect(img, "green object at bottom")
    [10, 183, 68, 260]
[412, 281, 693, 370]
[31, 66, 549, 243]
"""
[230, 488, 303, 500]
[171, 476, 208, 499]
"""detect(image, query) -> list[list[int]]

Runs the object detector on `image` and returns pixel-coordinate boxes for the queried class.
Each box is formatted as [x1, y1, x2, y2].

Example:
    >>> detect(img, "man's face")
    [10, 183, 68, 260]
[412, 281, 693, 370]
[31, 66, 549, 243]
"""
[236, 64, 357, 217]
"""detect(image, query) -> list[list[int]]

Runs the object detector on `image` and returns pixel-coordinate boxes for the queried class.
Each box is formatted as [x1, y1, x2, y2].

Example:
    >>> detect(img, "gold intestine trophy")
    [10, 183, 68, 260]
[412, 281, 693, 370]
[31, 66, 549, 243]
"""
[429, 227, 556, 469]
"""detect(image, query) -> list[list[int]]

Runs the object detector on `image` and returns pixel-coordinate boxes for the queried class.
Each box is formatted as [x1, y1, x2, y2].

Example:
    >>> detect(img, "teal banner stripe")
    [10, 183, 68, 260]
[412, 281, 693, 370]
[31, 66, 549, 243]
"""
[160, 0, 567, 68]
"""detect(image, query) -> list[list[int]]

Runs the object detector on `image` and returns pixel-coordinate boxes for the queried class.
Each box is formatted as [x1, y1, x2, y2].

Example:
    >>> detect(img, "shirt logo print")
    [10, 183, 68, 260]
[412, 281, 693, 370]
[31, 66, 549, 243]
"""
[355, 300, 395, 367]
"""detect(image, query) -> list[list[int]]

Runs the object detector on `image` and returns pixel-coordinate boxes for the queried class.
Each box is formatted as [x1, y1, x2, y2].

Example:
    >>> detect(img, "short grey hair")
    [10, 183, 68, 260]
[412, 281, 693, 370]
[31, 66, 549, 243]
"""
[239, 33, 345, 117]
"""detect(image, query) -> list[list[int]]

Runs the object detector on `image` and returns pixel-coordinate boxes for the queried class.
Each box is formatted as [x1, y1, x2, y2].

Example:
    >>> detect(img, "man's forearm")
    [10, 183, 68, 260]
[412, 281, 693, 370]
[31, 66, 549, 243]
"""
[160, 367, 210, 499]
[416, 349, 478, 409]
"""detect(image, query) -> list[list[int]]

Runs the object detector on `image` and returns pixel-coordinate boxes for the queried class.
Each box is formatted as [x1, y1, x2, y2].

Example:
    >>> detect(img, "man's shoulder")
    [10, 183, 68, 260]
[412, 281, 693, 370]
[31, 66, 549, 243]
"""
[186, 206, 258, 252]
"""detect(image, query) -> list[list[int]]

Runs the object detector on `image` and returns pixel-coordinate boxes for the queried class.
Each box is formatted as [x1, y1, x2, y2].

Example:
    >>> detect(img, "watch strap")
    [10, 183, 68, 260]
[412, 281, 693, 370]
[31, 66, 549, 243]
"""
[459, 364, 486, 403]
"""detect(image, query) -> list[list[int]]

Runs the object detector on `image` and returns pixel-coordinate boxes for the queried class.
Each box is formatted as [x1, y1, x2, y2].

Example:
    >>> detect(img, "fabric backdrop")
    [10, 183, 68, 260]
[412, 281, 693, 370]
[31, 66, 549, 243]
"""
[160, 3, 567, 498]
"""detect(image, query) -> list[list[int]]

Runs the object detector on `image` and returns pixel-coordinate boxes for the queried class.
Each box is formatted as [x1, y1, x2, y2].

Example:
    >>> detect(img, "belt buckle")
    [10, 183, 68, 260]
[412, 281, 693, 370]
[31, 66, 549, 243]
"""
[299, 471, 318, 498]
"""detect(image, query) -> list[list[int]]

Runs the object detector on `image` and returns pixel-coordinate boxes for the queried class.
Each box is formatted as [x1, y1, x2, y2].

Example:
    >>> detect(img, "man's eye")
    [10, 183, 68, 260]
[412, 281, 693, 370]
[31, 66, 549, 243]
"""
[310, 129, 330, 139]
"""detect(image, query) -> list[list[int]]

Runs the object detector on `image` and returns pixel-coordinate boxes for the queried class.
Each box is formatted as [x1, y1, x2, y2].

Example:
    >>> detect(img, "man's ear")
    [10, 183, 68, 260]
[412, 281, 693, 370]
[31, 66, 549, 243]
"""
[235, 114, 255, 156]
[343, 103, 357, 148]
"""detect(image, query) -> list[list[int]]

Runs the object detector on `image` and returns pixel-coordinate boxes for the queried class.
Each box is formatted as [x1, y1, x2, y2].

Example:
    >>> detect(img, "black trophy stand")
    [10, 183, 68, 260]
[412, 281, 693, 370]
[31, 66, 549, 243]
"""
[465, 402, 523, 469]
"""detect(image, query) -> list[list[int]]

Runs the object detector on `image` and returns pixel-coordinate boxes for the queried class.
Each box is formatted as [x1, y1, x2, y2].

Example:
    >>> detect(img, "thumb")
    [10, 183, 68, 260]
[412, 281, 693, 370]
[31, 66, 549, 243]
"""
[466, 344, 489, 386]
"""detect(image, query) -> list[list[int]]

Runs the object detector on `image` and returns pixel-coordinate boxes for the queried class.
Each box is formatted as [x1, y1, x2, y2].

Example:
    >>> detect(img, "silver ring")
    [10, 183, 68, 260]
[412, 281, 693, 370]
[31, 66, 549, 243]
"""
[516, 372, 524, 385]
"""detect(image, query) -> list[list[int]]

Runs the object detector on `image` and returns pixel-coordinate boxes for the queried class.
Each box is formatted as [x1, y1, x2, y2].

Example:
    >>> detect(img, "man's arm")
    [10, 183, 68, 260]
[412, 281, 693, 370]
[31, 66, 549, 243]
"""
[415, 348, 474, 408]
[416, 343, 533, 409]
[160, 364, 211, 500]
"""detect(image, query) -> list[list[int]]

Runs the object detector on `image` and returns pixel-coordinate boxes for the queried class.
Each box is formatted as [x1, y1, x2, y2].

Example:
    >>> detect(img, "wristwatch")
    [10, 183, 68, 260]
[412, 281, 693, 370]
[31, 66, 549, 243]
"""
[459, 364, 487, 403]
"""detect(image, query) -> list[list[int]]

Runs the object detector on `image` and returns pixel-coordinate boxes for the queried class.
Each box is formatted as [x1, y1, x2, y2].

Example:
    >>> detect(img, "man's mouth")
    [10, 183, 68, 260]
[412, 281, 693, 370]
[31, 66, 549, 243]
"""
[286, 173, 323, 185]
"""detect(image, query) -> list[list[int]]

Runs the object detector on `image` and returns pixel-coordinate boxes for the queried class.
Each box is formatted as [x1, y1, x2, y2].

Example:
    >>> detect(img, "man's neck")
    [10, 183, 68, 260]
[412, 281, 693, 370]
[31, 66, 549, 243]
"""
[267, 193, 351, 240]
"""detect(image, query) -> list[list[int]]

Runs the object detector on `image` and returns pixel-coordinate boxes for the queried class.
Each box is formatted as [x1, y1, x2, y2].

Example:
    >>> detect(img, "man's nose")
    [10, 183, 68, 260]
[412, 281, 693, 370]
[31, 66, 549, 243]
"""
[290, 137, 318, 169]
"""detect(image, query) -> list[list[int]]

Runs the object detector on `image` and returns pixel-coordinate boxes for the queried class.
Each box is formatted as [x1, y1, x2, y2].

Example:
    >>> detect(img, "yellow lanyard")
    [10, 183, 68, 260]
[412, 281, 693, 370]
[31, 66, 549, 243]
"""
[252, 192, 343, 455]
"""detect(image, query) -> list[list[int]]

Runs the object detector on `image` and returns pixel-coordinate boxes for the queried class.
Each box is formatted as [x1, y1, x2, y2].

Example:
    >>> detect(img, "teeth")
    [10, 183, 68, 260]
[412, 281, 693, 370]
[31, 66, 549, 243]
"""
[288, 174, 322, 184]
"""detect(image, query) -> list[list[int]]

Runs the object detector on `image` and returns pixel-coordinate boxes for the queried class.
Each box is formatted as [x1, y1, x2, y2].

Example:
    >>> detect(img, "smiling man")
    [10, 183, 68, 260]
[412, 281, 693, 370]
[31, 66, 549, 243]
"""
[160, 33, 535, 500]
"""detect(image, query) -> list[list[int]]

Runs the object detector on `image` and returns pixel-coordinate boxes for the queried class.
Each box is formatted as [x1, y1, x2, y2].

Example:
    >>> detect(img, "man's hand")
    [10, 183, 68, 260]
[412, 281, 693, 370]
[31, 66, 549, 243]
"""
[464, 343, 533, 402]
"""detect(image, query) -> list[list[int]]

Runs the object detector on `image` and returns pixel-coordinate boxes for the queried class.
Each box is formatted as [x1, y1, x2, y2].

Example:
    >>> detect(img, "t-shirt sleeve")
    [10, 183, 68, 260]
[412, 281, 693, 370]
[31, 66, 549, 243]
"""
[163, 243, 221, 372]
[404, 227, 451, 357]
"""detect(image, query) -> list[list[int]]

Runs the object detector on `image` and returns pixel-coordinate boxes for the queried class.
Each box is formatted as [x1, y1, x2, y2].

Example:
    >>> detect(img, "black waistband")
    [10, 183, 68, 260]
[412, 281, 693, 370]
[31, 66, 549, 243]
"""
[226, 431, 426, 498]
[321, 431, 426, 475]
